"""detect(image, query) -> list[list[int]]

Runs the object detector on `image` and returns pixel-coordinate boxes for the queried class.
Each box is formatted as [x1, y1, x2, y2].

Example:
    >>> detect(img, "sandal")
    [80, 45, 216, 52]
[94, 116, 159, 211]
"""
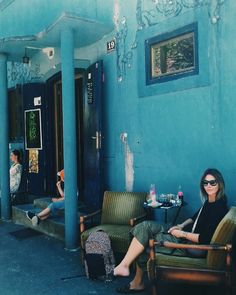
[116, 284, 145, 294]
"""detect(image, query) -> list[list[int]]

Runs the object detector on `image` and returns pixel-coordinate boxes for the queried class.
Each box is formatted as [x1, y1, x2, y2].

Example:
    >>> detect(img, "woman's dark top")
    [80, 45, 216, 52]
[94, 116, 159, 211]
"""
[184, 198, 228, 244]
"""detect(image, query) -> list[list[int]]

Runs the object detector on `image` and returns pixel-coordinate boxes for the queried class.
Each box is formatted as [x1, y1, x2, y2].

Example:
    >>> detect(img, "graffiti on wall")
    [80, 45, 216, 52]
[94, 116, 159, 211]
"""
[115, 17, 134, 82]
[0, 0, 15, 11]
[135, 0, 226, 27]
[7, 61, 43, 86]
[115, 0, 226, 82]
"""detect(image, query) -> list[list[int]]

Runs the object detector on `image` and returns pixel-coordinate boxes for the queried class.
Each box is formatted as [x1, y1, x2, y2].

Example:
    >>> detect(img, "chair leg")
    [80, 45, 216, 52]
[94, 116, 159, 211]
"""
[225, 285, 232, 295]
[225, 273, 232, 295]
[151, 282, 158, 295]
[81, 248, 85, 266]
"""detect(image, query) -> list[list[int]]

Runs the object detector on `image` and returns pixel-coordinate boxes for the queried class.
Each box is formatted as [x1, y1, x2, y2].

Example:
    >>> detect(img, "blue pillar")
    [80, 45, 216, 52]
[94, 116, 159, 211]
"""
[61, 28, 78, 250]
[0, 53, 10, 219]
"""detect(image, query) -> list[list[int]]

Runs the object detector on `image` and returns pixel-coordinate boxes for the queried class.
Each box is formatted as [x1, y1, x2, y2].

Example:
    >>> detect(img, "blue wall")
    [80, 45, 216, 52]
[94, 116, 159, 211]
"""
[100, 0, 236, 219]
[2, 0, 236, 220]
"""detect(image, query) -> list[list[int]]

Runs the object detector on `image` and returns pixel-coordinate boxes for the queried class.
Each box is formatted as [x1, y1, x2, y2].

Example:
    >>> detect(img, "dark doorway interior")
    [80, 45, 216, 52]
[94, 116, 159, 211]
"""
[47, 71, 84, 200]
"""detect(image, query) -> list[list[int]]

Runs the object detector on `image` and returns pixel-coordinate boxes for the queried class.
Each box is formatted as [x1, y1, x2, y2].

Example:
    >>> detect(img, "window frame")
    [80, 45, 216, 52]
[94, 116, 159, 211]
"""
[145, 22, 199, 85]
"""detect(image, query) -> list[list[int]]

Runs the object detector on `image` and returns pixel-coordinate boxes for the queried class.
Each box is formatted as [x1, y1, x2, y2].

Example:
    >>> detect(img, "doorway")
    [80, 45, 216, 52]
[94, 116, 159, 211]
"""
[53, 74, 84, 200]
[47, 61, 104, 208]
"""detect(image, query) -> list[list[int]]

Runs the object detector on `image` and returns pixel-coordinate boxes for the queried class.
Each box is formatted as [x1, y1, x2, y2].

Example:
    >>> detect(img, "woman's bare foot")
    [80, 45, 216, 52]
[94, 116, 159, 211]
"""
[114, 264, 130, 277]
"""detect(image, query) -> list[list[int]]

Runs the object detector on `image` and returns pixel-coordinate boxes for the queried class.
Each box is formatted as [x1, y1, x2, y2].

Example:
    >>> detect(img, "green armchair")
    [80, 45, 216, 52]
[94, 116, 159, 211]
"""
[80, 191, 147, 254]
[148, 206, 236, 295]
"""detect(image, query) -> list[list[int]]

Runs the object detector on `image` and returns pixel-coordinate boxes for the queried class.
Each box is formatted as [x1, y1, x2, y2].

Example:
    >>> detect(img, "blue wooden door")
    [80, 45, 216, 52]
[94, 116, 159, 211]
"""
[23, 83, 53, 195]
[83, 61, 103, 209]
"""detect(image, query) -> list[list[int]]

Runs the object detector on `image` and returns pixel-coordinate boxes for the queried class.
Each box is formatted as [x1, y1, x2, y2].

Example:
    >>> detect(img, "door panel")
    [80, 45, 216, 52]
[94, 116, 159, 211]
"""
[83, 61, 103, 209]
[75, 77, 84, 200]
[52, 76, 84, 198]
[23, 83, 49, 195]
[54, 81, 64, 174]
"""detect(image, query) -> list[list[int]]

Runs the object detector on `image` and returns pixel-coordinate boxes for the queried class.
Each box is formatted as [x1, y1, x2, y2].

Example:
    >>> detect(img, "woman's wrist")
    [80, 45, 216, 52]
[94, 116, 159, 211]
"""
[182, 231, 188, 239]
[177, 224, 183, 229]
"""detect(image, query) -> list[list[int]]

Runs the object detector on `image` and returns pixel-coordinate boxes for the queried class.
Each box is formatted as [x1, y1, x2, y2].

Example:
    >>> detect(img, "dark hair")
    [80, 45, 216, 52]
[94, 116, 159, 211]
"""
[11, 149, 21, 163]
[200, 168, 227, 201]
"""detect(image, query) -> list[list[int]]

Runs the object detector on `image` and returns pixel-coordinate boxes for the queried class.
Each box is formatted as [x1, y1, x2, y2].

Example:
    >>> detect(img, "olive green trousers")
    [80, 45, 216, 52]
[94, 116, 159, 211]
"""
[130, 221, 186, 269]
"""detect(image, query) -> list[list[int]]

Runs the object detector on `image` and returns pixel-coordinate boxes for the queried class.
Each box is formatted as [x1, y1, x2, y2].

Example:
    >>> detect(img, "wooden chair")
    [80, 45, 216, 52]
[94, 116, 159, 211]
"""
[80, 191, 147, 255]
[148, 207, 236, 295]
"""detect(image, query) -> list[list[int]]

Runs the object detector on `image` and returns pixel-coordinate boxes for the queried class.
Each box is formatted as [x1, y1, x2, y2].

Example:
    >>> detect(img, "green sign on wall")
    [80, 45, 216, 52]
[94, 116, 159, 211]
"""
[25, 109, 42, 150]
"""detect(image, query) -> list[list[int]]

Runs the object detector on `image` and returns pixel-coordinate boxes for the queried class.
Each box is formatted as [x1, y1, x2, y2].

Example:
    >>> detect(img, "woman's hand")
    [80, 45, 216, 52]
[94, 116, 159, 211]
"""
[168, 224, 183, 233]
[52, 197, 59, 202]
[169, 229, 185, 238]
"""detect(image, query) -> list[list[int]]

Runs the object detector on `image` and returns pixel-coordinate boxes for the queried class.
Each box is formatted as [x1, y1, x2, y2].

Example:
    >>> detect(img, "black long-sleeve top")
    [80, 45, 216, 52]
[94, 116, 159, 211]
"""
[184, 198, 228, 244]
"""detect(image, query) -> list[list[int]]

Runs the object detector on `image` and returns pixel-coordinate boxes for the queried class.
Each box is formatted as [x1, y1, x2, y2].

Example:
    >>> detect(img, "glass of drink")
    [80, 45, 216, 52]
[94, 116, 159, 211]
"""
[158, 194, 166, 204]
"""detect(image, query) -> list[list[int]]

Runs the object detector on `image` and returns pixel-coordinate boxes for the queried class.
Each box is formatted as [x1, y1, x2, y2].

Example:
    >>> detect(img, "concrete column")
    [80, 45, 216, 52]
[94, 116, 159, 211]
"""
[61, 28, 78, 250]
[0, 53, 10, 219]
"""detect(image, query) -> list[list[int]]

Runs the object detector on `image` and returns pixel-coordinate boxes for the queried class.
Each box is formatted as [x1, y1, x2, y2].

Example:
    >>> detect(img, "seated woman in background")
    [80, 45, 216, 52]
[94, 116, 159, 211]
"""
[26, 169, 65, 226]
[10, 150, 22, 194]
[114, 168, 228, 293]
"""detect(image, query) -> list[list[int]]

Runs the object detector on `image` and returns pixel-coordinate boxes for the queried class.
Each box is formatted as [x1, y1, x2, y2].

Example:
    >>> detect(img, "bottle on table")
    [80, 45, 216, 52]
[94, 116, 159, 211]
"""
[146, 184, 159, 207]
[149, 184, 157, 203]
[177, 185, 184, 205]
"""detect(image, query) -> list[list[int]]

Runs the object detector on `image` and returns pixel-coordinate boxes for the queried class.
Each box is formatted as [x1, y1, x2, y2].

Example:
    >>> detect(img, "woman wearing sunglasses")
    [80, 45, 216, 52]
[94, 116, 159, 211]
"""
[114, 168, 228, 293]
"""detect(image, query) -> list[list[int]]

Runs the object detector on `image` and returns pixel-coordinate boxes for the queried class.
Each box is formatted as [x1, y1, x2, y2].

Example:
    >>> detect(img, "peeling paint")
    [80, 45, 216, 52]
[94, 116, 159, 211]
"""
[113, 0, 120, 30]
[121, 133, 134, 192]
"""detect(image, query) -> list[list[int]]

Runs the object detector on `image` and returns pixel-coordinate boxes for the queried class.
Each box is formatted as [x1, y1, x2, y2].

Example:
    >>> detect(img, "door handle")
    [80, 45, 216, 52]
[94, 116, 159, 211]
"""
[92, 131, 99, 150]
[92, 131, 102, 150]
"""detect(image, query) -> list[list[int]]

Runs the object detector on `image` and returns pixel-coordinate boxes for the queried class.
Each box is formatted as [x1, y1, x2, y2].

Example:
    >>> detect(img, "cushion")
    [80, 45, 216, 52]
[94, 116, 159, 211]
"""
[81, 224, 132, 253]
[207, 206, 236, 270]
[101, 191, 146, 225]
[148, 253, 207, 270]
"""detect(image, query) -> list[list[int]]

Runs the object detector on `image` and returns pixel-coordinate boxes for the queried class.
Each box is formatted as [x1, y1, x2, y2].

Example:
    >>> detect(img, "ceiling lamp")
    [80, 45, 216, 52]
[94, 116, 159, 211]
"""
[22, 48, 29, 64]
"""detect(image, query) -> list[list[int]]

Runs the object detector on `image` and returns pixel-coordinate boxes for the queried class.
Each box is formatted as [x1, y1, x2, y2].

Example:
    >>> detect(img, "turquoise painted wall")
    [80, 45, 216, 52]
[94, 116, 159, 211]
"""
[100, 0, 236, 220]
[3, 0, 236, 220]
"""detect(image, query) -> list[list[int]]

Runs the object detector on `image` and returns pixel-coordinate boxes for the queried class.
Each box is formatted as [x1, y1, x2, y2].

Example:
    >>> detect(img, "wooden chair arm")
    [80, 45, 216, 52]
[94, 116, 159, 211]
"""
[130, 213, 147, 227]
[81, 209, 102, 221]
[153, 241, 232, 252]
[149, 240, 233, 277]
[148, 240, 233, 282]
[80, 209, 102, 233]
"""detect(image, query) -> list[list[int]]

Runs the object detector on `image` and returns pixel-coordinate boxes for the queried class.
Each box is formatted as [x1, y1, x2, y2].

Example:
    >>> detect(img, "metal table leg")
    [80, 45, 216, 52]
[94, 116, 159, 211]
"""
[172, 206, 182, 225]
[164, 209, 168, 224]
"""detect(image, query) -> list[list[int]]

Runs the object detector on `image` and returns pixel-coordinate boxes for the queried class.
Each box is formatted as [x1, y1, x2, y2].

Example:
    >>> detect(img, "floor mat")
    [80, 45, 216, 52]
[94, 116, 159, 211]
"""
[9, 228, 43, 240]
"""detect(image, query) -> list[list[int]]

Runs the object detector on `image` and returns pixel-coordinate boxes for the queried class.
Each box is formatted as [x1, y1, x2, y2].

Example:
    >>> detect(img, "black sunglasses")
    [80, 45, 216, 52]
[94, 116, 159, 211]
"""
[203, 179, 218, 187]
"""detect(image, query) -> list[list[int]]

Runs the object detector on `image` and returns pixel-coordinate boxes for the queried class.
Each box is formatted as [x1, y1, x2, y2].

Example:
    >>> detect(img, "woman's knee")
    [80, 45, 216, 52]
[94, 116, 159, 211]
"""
[134, 220, 165, 238]
[137, 220, 152, 229]
[133, 221, 158, 237]
[137, 220, 162, 231]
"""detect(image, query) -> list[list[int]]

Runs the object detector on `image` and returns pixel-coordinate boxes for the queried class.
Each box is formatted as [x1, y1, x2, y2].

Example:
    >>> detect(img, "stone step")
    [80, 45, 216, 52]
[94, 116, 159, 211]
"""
[12, 204, 65, 241]
[12, 202, 100, 242]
